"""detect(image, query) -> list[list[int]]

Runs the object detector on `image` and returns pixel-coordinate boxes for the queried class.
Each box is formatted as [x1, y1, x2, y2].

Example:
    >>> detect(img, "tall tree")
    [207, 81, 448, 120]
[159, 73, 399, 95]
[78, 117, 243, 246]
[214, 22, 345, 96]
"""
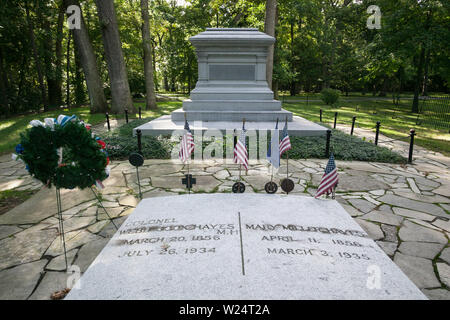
[94, 0, 135, 114]
[39, 1, 64, 108]
[25, 1, 48, 111]
[0, 48, 9, 116]
[264, 0, 277, 90]
[140, 0, 157, 110]
[64, 0, 107, 113]
[53, 2, 65, 107]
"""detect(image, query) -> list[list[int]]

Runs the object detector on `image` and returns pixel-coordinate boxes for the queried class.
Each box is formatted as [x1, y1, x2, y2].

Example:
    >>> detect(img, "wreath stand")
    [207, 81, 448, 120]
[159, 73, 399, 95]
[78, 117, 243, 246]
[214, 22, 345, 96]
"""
[55, 187, 119, 271]
[15, 116, 115, 273]
[55, 188, 69, 270]
[90, 187, 119, 230]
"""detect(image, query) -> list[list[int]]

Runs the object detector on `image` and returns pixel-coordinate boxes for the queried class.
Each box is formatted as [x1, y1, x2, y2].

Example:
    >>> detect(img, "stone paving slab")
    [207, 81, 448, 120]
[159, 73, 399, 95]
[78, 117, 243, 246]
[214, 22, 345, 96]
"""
[0, 187, 95, 225]
[0, 228, 58, 270]
[394, 253, 441, 289]
[0, 260, 48, 300]
[377, 194, 447, 217]
[0, 126, 449, 299]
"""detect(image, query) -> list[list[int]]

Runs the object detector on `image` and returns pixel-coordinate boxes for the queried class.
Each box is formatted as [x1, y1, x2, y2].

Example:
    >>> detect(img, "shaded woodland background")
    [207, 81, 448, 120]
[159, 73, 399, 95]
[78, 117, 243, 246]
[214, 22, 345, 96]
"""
[0, 0, 449, 118]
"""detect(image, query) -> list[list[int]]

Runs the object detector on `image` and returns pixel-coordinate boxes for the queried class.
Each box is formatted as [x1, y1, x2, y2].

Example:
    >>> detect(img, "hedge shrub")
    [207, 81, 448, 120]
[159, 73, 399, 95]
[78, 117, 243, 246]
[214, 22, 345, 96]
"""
[320, 88, 340, 105]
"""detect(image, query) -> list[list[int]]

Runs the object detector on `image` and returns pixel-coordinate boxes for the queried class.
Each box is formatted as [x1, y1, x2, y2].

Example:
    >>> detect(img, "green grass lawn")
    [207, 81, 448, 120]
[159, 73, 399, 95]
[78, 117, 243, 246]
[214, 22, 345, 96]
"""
[278, 91, 448, 100]
[0, 97, 448, 157]
[0, 101, 181, 155]
[282, 99, 450, 156]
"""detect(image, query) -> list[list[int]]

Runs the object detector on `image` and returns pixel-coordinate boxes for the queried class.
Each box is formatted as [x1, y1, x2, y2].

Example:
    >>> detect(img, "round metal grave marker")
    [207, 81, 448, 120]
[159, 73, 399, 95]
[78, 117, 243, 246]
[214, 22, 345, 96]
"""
[129, 153, 144, 167]
[280, 178, 294, 193]
[232, 182, 245, 193]
[264, 181, 278, 194]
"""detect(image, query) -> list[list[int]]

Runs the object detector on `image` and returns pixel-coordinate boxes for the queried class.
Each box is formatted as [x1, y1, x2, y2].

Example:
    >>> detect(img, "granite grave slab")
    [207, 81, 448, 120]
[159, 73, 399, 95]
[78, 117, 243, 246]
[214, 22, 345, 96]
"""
[66, 194, 426, 300]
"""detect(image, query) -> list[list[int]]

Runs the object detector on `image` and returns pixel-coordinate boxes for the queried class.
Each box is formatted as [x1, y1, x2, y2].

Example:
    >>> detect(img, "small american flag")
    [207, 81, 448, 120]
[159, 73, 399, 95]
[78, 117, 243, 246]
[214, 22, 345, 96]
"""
[315, 153, 338, 198]
[179, 119, 194, 163]
[279, 119, 291, 156]
[234, 121, 248, 170]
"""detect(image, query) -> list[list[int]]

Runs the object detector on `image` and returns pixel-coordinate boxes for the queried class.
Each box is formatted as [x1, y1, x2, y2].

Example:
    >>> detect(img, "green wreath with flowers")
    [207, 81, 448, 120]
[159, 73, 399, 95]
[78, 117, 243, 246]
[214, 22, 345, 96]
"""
[13, 115, 110, 190]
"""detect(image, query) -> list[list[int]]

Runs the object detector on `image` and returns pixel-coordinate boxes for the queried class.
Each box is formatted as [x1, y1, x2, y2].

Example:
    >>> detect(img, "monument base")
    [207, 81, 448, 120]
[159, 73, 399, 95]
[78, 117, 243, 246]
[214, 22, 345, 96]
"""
[134, 114, 328, 136]
[172, 106, 292, 122]
[66, 194, 426, 300]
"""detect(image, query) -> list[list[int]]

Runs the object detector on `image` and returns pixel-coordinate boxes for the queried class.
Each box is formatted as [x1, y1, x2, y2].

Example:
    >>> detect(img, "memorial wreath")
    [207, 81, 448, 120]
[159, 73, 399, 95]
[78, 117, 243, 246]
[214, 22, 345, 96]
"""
[13, 115, 110, 190]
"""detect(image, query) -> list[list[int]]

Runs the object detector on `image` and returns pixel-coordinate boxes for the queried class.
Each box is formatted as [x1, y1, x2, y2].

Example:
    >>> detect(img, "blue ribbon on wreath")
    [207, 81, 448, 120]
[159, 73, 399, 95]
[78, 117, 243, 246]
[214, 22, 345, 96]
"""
[15, 144, 24, 155]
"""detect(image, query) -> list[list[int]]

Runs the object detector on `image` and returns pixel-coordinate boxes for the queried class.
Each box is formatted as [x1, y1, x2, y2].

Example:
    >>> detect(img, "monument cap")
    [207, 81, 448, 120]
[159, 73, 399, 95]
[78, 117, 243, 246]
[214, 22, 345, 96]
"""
[190, 28, 275, 46]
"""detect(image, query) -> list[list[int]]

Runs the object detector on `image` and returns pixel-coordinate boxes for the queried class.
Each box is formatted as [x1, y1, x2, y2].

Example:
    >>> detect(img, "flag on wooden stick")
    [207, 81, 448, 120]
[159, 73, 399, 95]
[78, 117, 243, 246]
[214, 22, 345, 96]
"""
[233, 119, 248, 170]
[267, 119, 280, 168]
[279, 118, 291, 156]
[315, 153, 338, 198]
[179, 118, 195, 163]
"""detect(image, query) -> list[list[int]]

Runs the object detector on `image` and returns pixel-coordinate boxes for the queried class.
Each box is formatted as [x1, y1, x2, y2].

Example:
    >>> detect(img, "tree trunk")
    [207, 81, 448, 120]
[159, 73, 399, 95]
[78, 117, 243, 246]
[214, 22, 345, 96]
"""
[264, 0, 277, 90]
[0, 48, 9, 117]
[412, 46, 425, 113]
[66, 31, 71, 107]
[170, 76, 176, 92]
[64, 0, 108, 113]
[422, 49, 430, 96]
[289, 19, 295, 96]
[140, 0, 157, 110]
[151, 40, 158, 91]
[74, 44, 85, 105]
[40, 6, 60, 109]
[163, 76, 169, 92]
[15, 49, 27, 114]
[94, 0, 135, 114]
[53, 2, 65, 107]
[25, 2, 48, 111]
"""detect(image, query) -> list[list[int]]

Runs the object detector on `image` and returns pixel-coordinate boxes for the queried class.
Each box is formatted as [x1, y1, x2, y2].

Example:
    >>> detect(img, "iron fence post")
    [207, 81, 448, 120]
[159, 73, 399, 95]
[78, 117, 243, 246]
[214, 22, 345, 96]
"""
[325, 129, 331, 157]
[375, 121, 381, 145]
[105, 112, 110, 131]
[351, 116, 356, 135]
[136, 129, 142, 155]
[408, 129, 416, 164]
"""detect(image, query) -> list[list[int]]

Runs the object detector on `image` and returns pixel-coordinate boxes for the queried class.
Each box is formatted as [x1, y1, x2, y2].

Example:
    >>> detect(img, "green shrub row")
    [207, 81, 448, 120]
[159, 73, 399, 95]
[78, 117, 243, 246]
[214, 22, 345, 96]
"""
[100, 118, 406, 164]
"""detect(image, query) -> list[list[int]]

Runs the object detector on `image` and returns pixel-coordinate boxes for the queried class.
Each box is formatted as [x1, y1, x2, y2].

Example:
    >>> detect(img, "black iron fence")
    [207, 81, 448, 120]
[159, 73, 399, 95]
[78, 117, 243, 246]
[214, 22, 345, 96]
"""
[319, 108, 416, 163]
[417, 96, 450, 132]
[105, 107, 143, 130]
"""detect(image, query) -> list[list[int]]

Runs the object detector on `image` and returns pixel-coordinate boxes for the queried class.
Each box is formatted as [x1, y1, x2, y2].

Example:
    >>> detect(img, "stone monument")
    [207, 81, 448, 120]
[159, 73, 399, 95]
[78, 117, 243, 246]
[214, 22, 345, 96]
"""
[171, 28, 292, 122]
[134, 28, 327, 136]
[66, 194, 426, 300]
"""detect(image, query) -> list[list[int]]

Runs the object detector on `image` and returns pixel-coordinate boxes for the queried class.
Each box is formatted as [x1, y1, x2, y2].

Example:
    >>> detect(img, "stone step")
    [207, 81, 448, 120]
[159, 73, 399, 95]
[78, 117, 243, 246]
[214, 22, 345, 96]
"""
[190, 91, 274, 101]
[182, 99, 282, 111]
[171, 108, 293, 122]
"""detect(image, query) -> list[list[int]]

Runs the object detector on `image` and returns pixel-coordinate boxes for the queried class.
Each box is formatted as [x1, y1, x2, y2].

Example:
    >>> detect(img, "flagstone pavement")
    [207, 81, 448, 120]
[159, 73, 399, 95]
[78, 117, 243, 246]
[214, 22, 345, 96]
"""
[0, 123, 449, 300]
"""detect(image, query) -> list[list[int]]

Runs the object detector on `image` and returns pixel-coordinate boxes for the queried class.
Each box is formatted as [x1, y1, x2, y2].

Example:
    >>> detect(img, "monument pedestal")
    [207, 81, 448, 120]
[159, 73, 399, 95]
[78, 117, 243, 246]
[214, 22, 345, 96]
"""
[176, 28, 290, 122]
[66, 194, 426, 300]
[134, 115, 327, 136]
[136, 28, 323, 135]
